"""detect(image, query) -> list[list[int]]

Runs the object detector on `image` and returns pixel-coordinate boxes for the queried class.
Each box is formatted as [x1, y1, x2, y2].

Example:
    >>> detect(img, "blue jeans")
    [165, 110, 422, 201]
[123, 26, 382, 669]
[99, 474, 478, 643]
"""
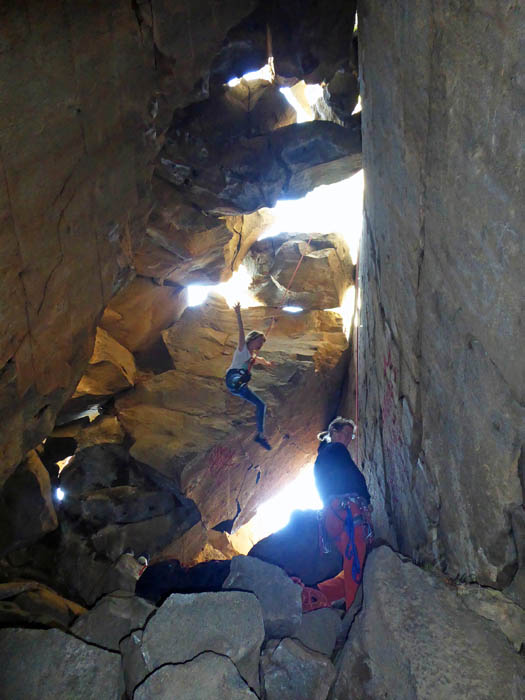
[229, 384, 266, 434]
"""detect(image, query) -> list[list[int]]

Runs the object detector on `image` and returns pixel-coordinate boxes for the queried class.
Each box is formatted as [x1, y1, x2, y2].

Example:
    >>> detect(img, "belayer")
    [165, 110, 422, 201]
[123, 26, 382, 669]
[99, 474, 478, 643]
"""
[311, 416, 374, 610]
[225, 302, 273, 450]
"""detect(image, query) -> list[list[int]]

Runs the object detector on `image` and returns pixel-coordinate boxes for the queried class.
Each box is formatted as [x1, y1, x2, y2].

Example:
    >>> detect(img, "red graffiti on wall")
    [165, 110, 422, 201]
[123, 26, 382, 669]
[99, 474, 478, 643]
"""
[208, 445, 236, 477]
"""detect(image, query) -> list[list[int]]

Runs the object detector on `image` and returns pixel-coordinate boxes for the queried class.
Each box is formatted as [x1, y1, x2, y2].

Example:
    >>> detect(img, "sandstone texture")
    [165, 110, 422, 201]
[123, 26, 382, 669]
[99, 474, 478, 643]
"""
[331, 547, 525, 699]
[246, 233, 353, 310]
[358, 0, 525, 586]
[0, 0, 258, 487]
[223, 555, 302, 639]
[0, 627, 121, 699]
[117, 293, 348, 528]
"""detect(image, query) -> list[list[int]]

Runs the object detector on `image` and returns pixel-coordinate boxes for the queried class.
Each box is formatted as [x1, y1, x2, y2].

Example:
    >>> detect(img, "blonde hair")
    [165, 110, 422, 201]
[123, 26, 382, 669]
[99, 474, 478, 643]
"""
[245, 330, 266, 347]
[317, 416, 356, 442]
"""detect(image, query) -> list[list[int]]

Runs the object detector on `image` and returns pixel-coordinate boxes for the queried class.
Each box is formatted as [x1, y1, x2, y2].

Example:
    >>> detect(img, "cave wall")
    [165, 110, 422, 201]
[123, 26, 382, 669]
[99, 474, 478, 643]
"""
[358, 0, 524, 586]
[0, 0, 259, 487]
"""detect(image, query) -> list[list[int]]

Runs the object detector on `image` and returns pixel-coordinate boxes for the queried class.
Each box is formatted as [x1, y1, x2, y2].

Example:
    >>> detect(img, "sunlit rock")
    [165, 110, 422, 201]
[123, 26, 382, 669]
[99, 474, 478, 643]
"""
[0, 580, 85, 630]
[245, 232, 353, 310]
[100, 276, 188, 354]
[116, 293, 348, 528]
[73, 327, 136, 399]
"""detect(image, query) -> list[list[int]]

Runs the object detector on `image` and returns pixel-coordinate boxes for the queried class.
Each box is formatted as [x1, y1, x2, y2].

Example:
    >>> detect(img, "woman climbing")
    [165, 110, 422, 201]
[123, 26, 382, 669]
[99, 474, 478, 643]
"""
[311, 417, 373, 610]
[225, 302, 273, 450]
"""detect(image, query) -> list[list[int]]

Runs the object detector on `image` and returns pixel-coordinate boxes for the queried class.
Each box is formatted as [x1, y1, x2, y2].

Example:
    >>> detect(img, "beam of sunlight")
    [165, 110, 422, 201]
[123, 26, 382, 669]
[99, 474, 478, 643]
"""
[260, 171, 364, 264]
[57, 454, 74, 473]
[244, 464, 322, 544]
[187, 265, 261, 309]
[282, 306, 303, 313]
[280, 87, 310, 123]
[326, 285, 356, 341]
[228, 64, 273, 87]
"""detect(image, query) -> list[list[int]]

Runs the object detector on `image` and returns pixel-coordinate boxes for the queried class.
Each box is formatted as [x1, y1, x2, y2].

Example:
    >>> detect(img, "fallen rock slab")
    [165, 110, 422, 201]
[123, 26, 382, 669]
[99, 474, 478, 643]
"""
[293, 607, 342, 656]
[331, 547, 525, 699]
[121, 591, 264, 696]
[133, 651, 258, 700]
[223, 555, 302, 639]
[0, 627, 121, 699]
[71, 590, 155, 651]
[262, 637, 336, 700]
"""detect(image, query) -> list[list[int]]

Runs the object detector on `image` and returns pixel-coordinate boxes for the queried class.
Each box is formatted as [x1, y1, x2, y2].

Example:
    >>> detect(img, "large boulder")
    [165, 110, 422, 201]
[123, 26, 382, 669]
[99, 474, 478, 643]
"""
[120, 591, 264, 696]
[73, 327, 136, 399]
[158, 119, 362, 215]
[116, 294, 349, 528]
[331, 547, 525, 699]
[262, 637, 336, 700]
[245, 233, 353, 310]
[249, 509, 343, 586]
[223, 555, 302, 639]
[134, 652, 258, 700]
[72, 590, 155, 651]
[293, 607, 342, 657]
[0, 628, 121, 699]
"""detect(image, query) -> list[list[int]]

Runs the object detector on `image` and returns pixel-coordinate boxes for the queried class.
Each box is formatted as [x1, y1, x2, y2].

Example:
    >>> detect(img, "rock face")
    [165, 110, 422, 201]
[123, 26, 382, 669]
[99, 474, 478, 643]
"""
[0, 0, 259, 488]
[116, 293, 348, 528]
[159, 119, 362, 215]
[223, 555, 302, 639]
[246, 233, 353, 310]
[0, 628, 121, 699]
[331, 547, 525, 699]
[358, 0, 525, 586]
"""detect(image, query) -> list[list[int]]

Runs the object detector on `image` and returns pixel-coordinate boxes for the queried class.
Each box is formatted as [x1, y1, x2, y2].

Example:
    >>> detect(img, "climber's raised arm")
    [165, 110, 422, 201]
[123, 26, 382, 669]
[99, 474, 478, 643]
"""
[233, 302, 246, 350]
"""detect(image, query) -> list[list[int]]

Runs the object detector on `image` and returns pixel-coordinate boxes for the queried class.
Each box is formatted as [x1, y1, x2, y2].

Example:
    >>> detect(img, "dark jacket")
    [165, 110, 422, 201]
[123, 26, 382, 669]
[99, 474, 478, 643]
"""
[314, 442, 370, 506]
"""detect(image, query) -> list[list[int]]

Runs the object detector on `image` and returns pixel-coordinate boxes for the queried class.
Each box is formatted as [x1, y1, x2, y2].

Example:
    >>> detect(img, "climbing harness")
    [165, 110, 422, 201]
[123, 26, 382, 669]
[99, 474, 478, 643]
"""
[323, 494, 374, 583]
[225, 368, 252, 392]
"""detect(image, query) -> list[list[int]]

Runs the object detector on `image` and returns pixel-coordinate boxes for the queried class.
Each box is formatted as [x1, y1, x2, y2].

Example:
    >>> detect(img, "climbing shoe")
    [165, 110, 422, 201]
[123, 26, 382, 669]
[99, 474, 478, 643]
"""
[254, 434, 272, 450]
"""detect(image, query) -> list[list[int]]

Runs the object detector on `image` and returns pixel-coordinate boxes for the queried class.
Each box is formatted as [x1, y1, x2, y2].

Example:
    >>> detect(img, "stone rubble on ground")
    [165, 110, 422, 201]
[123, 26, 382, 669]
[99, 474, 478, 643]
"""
[120, 590, 264, 696]
[223, 554, 303, 639]
[133, 651, 258, 700]
[71, 590, 155, 651]
[261, 637, 336, 700]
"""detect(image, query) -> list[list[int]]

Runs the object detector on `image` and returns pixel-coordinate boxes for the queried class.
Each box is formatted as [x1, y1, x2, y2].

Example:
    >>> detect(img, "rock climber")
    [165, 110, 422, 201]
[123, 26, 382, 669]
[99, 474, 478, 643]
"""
[310, 416, 373, 611]
[225, 302, 273, 450]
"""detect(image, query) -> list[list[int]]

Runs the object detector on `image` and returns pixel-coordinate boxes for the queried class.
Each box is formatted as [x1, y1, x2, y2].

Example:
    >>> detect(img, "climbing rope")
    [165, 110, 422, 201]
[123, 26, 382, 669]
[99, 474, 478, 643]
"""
[265, 233, 315, 338]
[354, 250, 360, 467]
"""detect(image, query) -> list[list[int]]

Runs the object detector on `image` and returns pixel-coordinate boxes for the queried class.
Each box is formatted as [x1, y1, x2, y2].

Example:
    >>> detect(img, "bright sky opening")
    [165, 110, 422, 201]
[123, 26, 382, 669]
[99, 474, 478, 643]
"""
[244, 464, 322, 545]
